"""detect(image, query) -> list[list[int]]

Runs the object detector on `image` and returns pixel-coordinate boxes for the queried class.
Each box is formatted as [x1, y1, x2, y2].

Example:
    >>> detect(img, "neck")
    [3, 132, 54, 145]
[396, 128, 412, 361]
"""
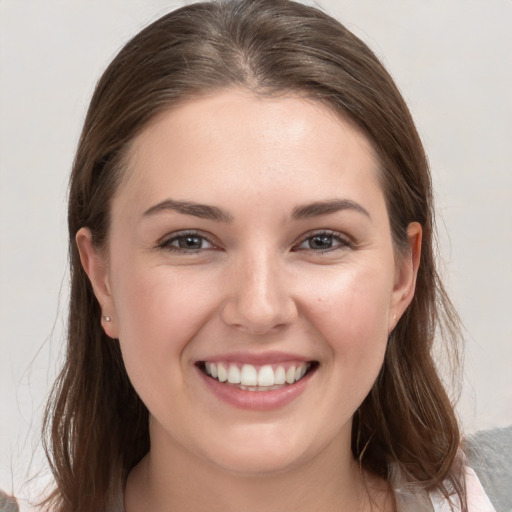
[124, 427, 392, 512]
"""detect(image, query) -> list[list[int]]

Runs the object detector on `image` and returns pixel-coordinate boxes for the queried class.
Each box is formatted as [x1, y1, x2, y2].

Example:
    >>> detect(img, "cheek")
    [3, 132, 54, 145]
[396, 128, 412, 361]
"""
[109, 260, 221, 395]
[309, 260, 391, 324]
[305, 263, 392, 376]
[113, 261, 217, 334]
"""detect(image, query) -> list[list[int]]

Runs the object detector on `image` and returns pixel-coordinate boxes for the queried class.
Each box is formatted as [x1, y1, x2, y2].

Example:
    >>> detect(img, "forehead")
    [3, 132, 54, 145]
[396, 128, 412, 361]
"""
[114, 89, 384, 217]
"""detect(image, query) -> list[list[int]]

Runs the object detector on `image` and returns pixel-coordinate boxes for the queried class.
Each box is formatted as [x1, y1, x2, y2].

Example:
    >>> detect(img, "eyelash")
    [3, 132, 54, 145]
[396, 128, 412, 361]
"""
[292, 230, 352, 253]
[158, 230, 218, 253]
[157, 230, 352, 254]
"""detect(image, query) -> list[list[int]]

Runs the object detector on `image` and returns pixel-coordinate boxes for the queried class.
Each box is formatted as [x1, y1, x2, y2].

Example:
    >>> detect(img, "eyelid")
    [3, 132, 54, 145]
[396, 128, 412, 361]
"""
[157, 229, 220, 252]
[292, 229, 353, 252]
[156, 228, 353, 254]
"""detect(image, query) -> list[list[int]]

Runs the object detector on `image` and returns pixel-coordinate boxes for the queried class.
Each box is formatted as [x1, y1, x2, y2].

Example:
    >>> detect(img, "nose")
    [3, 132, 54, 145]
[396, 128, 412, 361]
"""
[220, 250, 298, 335]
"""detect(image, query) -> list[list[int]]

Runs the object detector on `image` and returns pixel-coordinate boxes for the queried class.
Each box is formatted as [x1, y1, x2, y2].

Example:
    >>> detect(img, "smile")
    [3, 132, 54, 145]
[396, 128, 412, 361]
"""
[201, 361, 312, 391]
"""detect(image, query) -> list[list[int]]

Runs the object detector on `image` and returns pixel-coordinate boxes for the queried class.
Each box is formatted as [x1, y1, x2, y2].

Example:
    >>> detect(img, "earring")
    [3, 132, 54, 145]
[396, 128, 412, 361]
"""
[393, 313, 397, 322]
[104, 316, 111, 322]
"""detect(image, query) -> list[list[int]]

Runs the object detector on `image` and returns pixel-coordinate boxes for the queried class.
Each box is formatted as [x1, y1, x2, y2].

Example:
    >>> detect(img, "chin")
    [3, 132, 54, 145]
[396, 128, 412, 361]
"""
[210, 449, 305, 477]
[197, 426, 314, 476]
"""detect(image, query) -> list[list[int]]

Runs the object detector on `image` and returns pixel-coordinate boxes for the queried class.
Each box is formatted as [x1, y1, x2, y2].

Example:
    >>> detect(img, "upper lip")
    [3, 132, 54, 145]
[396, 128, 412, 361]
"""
[197, 351, 314, 365]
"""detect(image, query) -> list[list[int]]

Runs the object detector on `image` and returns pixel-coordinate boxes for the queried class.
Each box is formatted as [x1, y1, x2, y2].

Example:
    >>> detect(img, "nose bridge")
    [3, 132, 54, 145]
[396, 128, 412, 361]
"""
[221, 245, 296, 334]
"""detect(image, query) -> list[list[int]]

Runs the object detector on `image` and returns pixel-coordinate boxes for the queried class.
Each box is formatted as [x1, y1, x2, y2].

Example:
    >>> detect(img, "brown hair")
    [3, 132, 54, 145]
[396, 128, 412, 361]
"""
[42, 1, 465, 510]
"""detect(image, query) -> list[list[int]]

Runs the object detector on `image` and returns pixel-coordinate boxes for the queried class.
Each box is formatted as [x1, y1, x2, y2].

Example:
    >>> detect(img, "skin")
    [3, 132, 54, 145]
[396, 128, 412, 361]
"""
[77, 89, 421, 512]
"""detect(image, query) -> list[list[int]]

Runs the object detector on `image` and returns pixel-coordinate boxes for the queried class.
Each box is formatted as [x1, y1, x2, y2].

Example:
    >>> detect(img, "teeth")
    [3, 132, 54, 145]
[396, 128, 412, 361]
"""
[274, 366, 286, 385]
[295, 365, 307, 381]
[204, 361, 311, 388]
[240, 364, 258, 386]
[227, 364, 241, 384]
[257, 365, 274, 386]
[217, 363, 228, 382]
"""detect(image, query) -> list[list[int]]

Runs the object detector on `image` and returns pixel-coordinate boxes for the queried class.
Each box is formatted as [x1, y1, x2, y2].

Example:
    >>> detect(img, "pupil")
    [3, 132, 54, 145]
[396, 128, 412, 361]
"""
[311, 235, 332, 249]
[179, 236, 202, 249]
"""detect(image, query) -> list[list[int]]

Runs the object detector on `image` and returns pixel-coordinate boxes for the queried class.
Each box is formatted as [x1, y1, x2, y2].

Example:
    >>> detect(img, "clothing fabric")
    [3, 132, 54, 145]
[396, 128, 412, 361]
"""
[12, 467, 496, 512]
[393, 467, 496, 512]
[431, 468, 496, 512]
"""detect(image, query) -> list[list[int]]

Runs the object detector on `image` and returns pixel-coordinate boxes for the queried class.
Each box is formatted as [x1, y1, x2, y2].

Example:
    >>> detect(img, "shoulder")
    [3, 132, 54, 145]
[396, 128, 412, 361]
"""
[0, 489, 19, 512]
[430, 467, 496, 512]
[0, 489, 45, 512]
[464, 426, 512, 512]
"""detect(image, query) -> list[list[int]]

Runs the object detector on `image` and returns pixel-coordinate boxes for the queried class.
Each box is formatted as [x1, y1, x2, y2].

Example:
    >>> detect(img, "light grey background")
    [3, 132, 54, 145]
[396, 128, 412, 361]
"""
[1, 0, 511, 507]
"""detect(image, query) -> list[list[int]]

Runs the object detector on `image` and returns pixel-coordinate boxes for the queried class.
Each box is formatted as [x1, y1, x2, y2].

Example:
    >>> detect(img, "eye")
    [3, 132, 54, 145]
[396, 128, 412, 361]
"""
[294, 231, 351, 252]
[159, 231, 216, 252]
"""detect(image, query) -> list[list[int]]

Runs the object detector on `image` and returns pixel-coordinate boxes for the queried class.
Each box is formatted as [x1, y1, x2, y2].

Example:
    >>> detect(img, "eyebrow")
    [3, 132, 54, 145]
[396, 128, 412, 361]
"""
[143, 197, 370, 223]
[143, 199, 234, 222]
[291, 199, 371, 220]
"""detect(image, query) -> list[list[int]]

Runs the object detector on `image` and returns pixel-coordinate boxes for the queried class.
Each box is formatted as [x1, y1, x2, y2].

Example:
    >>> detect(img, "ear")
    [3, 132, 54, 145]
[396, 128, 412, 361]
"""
[76, 227, 118, 339]
[389, 222, 422, 333]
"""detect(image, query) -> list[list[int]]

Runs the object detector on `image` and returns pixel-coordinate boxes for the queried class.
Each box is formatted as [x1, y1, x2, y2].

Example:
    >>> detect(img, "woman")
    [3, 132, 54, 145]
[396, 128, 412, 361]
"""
[40, 1, 494, 511]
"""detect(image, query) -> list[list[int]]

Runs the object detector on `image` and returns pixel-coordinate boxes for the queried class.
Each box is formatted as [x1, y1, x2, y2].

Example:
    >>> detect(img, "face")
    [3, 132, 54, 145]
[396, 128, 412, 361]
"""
[78, 89, 419, 477]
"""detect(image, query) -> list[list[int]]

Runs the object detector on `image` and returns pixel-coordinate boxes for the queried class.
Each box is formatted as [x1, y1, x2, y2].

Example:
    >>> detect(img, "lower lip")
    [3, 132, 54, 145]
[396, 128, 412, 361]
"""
[197, 366, 315, 411]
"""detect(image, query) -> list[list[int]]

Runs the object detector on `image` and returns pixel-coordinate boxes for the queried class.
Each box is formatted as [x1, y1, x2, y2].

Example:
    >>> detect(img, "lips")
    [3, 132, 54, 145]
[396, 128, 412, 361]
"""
[196, 356, 317, 410]
[202, 361, 311, 390]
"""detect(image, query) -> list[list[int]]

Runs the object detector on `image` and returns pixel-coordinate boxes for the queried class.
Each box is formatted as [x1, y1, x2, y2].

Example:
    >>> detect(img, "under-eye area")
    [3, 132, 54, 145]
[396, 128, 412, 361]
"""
[197, 361, 319, 391]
